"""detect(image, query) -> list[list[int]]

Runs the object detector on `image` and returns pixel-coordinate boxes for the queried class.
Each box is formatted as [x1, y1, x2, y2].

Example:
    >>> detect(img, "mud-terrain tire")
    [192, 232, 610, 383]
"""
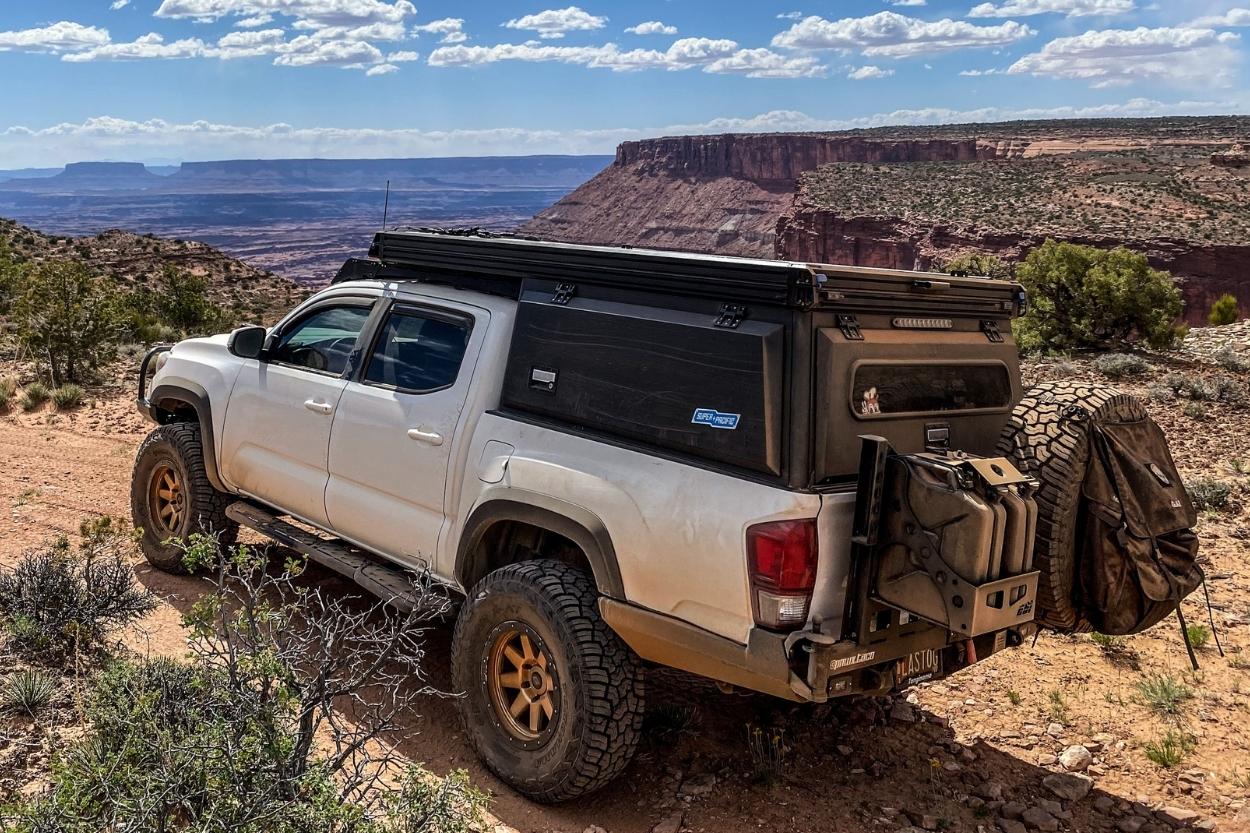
[996, 381, 1149, 632]
[131, 423, 237, 573]
[451, 560, 644, 802]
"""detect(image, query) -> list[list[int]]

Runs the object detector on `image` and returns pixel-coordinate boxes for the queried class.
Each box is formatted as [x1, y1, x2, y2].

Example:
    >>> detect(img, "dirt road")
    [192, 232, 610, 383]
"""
[1, 357, 1248, 833]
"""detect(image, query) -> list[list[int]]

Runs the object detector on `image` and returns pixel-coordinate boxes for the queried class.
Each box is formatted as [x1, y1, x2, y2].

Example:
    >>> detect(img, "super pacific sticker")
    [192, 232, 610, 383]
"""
[691, 408, 740, 430]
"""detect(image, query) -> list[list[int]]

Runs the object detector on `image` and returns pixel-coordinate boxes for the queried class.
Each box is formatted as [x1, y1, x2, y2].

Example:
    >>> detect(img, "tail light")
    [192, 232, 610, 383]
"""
[747, 519, 818, 631]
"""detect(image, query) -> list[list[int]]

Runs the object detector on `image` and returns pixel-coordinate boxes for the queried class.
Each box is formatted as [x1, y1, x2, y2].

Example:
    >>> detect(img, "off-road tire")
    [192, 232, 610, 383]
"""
[131, 423, 237, 573]
[996, 381, 1148, 632]
[451, 560, 644, 802]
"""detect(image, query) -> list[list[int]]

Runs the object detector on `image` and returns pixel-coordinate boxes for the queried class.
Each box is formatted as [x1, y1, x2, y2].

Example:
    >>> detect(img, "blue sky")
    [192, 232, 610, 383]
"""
[0, 0, 1247, 167]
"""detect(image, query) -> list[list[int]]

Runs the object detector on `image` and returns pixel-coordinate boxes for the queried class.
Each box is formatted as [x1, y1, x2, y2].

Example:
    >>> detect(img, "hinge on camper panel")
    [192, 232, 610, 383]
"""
[714, 303, 748, 329]
[837, 314, 864, 341]
[551, 282, 577, 305]
[980, 320, 1004, 343]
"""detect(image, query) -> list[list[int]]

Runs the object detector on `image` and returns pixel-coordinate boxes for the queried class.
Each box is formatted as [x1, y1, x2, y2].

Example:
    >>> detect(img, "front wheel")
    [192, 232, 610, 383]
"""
[131, 423, 237, 573]
[451, 560, 644, 802]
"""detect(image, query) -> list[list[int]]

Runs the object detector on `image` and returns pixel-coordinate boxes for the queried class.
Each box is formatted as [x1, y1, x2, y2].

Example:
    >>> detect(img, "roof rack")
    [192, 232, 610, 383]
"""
[335, 228, 818, 308]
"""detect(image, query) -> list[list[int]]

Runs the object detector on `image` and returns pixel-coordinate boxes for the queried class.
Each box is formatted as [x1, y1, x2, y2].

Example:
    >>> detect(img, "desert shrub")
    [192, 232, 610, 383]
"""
[941, 252, 1013, 280]
[1209, 293, 1240, 326]
[1094, 352, 1149, 379]
[1013, 241, 1184, 353]
[52, 384, 84, 411]
[1, 669, 57, 716]
[746, 724, 791, 785]
[1187, 478, 1233, 511]
[1185, 623, 1211, 650]
[19, 382, 50, 412]
[1136, 674, 1193, 716]
[1143, 730, 1196, 768]
[14, 260, 121, 385]
[1214, 347, 1250, 373]
[0, 518, 155, 661]
[11, 539, 482, 832]
[1183, 401, 1208, 420]
[1146, 384, 1173, 403]
[119, 266, 232, 342]
[1212, 375, 1247, 405]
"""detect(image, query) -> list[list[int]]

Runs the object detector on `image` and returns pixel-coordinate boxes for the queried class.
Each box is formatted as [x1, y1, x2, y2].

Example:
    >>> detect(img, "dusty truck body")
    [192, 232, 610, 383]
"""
[130, 230, 1180, 802]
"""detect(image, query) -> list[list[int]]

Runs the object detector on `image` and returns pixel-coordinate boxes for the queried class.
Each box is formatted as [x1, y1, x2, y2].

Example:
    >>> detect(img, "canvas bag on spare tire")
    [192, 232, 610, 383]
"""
[1080, 412, 1203, 636]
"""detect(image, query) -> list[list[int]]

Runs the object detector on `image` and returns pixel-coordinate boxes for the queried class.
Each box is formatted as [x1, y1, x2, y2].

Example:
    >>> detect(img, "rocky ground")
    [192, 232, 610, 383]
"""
[0, 326, 1248, 833]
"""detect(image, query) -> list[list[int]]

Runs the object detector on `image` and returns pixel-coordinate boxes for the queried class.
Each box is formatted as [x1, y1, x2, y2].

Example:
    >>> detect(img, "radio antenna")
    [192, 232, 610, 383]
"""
[379, 179, 391, 261]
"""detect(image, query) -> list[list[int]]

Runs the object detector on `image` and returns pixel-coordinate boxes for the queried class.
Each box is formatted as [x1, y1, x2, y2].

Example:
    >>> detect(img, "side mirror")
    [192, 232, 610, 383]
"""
[227, 325, 267, 359]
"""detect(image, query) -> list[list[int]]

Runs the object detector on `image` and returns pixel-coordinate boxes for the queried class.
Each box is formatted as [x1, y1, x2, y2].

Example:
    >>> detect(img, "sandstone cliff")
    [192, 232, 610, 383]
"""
[522, 118, 1250, 324]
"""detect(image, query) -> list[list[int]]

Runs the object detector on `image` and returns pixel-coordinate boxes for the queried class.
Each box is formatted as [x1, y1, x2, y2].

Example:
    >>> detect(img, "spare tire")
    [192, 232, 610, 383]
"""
[996, 381, 1149, 632]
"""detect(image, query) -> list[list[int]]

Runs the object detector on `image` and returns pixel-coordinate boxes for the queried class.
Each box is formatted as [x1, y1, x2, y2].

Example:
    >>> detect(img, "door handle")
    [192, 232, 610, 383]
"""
[407, 428, 444, 446]
[304, 399, 334, 415]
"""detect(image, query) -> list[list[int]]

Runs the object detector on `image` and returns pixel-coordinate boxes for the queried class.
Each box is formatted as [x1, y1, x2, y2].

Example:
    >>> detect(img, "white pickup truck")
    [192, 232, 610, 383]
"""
[132, 230, 1179, 802]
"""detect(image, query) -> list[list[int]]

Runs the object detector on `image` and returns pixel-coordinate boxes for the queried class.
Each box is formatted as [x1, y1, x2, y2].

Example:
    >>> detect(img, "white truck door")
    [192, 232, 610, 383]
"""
[219, 299, 377, 527]
[325, 301, 483, 571]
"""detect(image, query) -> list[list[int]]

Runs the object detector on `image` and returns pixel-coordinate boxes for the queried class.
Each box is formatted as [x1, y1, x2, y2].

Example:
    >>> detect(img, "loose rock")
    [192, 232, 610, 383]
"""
[1043, 772, 1093, 802]
[1059, 744, 1093, 772]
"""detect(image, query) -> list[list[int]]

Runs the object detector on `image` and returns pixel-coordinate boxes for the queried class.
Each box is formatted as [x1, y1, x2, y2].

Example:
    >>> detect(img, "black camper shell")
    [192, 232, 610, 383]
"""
[336, 230, 1026, 491]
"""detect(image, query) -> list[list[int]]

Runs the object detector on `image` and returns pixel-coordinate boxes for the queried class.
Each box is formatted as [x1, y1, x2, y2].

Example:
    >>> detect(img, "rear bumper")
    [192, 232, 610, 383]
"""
[601, 598, 1033, 703]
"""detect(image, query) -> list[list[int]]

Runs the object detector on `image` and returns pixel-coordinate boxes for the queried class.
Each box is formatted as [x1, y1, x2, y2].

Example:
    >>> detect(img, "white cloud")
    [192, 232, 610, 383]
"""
[848, 64, 894, 79]
[959, 67, 1002, 75]
[0, 99, 1231, 168]
[703, 48, 825, 78]
[365, 61, 397, 75]
[111, 0, 131, 9]
[1008, 26, 1242, 87]
[1187, 8, 1250, 27]
[429, 41, 617, 68]
[777, 11, 803, 20]
[62, 32, 208, 62]
[886, 0, 927, 5]
[772, 12, 1035, 57]
[273, 37, 383, 65]
[969, 0, 1134, 17]
[428, 37, 762, 74]
[625, 21, 677, 36]
[411, 18, 466, 43]
[0, 21, 111, 54]
[154, 0, 416, 27]
[235, 13, 275, 27]
[502, 6, 607, 39]
[386, 49, 419, 61]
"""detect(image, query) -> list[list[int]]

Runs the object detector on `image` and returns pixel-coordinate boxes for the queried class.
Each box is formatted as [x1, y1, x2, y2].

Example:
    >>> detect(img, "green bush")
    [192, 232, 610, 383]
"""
[0, 518, 155, 661]
[1209, 293, 1240, 326]
[52, 384, 85, 411]
[941, 252, 1013, 280]
[14, 260, 121, 385]
[118, 266, 232, 343]
[1013, 241, 1184, 353]
[1, 669, 57, 716]
[1144, 730, 1196, 768]
[1094, 352, 1150, 379]
[10, 540, 482, 833]
[1187, 478, 1233, 511]
[19, 382, 50, 412]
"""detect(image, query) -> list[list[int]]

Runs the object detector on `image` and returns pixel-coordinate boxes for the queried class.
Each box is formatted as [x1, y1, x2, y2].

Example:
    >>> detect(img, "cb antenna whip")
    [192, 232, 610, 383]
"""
[379, 179, 391, 261]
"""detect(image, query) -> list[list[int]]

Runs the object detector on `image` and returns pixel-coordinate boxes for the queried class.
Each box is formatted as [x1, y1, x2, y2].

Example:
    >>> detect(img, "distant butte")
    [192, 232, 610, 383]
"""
[522, 116, 1250, 324]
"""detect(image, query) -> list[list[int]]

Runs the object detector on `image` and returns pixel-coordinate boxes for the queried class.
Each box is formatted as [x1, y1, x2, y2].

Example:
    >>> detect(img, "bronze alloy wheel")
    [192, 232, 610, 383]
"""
[487, 622, 558, 744]
[148, 464, 186, 537]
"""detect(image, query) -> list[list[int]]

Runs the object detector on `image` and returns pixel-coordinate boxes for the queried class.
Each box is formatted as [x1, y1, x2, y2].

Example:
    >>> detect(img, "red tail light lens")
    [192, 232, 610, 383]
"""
[747, 519, 818, 630]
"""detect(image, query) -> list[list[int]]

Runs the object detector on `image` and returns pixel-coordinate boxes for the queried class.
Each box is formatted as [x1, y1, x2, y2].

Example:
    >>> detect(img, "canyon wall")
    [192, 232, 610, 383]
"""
[524, 133, 1023, 257]
[522, 127, 1250, 325]
[775, 211, 1250, 326]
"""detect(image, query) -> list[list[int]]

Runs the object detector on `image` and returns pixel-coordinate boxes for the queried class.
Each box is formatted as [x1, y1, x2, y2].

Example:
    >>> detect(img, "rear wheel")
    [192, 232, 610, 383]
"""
[131, 423, 237, 573]
[451, 560, 644, 802]
[997, 381, 1148, 632]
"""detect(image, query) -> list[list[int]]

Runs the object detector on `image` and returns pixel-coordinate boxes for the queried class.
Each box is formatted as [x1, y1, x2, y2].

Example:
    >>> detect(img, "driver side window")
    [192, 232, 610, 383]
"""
[270, 304, 372, 376]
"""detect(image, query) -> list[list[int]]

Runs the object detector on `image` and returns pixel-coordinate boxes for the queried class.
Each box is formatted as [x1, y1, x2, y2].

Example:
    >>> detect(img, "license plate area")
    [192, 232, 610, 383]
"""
[895, 648, 942, 687]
